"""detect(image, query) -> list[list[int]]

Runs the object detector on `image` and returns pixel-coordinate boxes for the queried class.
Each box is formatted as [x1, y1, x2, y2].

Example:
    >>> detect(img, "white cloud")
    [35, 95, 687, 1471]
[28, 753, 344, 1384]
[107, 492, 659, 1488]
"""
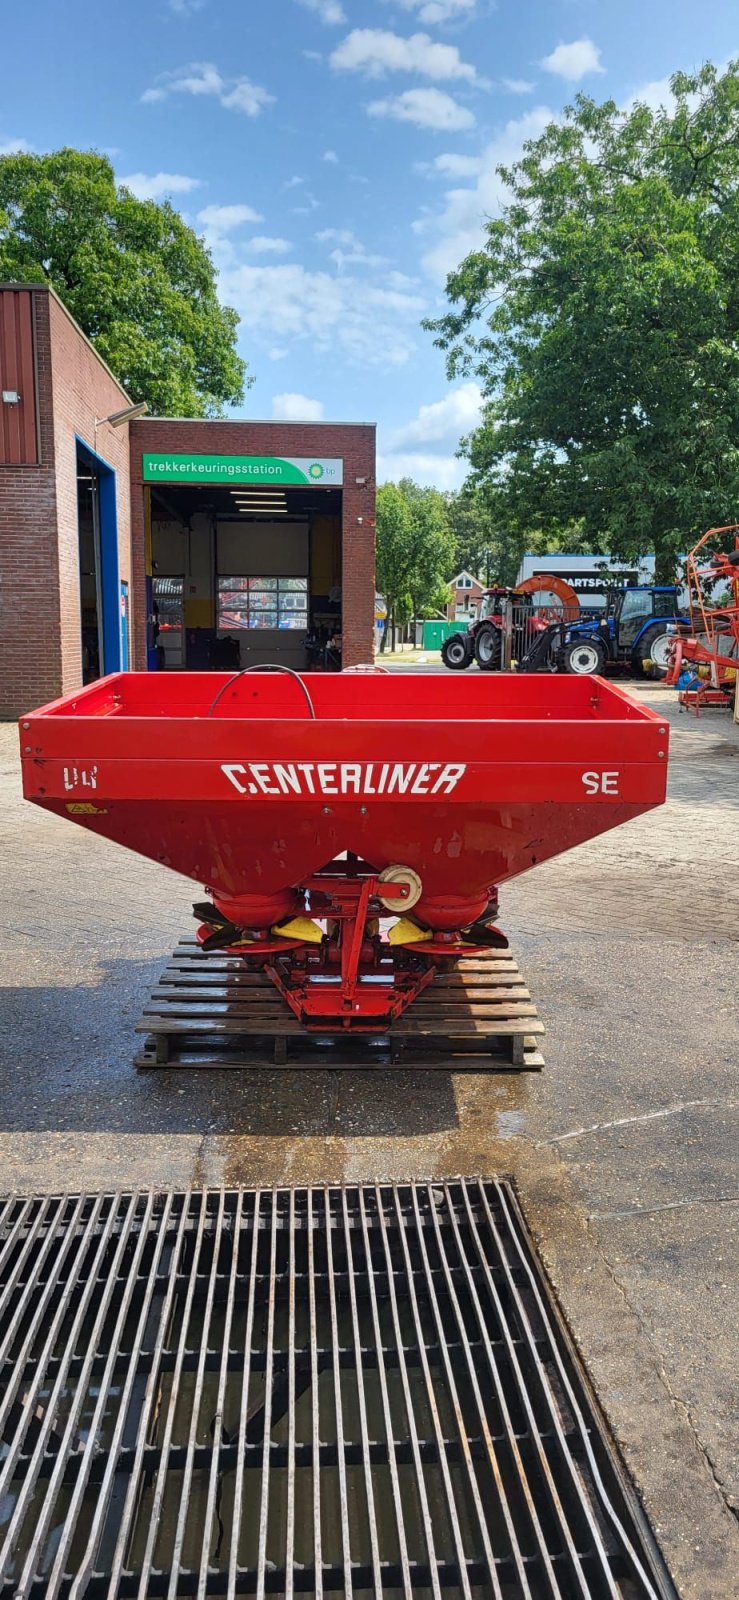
[284, 175, 305, 188]
[541, 39, 604, 83]
[197, 202, 263, 230]
[168, 0, 205, 13]
[221, 80, 275, 115]
[323, 149, 339, 163]
[248, 236, 292, 254]
[296, 0, 346, 23]
[142, 62, 274, 116]
[502, 78, 534, 95]
[272, 392, 325, 421]
[417, 105, 553, 279]
[369, 88, 475, 131]
[625, 74, 695, 115]
[431, 151, 483, 177]
[142, 62, 221, 101]
[389, 382, 483, 447]
[624, 59, 731, 115]
[387, 269, 420, 290]
[377, 450, 467, 491]
[120, 170, 202, 200]
[315, 228, 388, 270]
[397, 0, 476, 21]
[0, 136, 34, 155]
[331, 29, 476, 82]
[218, 260, 423, 367]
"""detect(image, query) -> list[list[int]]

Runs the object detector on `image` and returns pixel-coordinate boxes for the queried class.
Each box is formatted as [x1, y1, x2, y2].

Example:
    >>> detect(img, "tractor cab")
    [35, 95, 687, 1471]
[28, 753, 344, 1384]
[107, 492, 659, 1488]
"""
[479, 586, 525, 620]
[609, 586, 680, 644]
[558, 585, 686, 676]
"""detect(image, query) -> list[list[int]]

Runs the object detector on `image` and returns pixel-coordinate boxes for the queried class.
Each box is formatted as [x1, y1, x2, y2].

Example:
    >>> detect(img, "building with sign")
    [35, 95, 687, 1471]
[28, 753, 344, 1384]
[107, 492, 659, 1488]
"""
[0, 283, 376, 717]
[515, 552, 656, 610]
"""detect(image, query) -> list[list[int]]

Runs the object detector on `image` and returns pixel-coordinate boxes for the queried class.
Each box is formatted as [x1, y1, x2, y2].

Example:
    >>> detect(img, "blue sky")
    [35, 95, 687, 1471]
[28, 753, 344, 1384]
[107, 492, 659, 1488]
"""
[1, 0, 736, 488]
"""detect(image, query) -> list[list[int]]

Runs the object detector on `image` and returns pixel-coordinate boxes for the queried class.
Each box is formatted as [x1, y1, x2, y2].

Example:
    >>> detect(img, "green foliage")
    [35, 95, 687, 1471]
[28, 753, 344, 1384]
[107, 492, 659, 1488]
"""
[376, 483, 414, 635]
[396, 479, 456, 618]
[426, 61, 739, 581]
[443, 486, 522, 586]
[376, 479, 455, 642]
[0, 148, 248, 416]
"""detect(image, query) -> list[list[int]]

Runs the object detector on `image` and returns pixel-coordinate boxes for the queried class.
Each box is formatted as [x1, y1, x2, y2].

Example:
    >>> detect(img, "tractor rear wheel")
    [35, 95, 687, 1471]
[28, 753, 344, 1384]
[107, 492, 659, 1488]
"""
[441, 632, 472, 670]
[474, 625, 502, 671]
[558, 638, 606, 675]
[632, 624, 672, 678]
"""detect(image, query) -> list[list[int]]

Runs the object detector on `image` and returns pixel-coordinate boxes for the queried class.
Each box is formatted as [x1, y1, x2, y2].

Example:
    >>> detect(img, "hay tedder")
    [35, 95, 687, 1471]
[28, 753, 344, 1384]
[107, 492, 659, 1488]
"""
[21, 669, 669, 1066]
[665, 525, 739, 712]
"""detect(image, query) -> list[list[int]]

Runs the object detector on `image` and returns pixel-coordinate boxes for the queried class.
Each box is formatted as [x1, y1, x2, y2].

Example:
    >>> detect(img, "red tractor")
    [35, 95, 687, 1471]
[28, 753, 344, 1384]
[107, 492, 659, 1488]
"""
[442, 577, 581, 670]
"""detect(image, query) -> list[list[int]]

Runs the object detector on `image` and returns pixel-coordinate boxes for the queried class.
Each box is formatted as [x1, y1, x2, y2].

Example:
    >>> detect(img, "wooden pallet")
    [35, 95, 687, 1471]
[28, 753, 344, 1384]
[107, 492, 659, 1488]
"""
[134, 938, 545, 1071]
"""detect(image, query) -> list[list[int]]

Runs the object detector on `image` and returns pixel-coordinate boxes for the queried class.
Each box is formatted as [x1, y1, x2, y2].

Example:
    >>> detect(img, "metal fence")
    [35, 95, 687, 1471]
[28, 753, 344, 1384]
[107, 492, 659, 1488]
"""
[502, 601, 581, 669]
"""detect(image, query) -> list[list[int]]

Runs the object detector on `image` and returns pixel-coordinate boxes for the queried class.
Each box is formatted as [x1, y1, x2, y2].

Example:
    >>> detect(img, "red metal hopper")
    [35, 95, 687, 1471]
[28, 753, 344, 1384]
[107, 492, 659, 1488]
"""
[20, 670, 669, 1030]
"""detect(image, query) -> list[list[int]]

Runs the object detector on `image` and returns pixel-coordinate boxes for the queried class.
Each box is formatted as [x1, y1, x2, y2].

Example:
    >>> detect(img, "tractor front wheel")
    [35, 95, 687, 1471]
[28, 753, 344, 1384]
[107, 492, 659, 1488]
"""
[441, 632, 472, 670]
[632, 625, 672, 678]
[558, 638, 606, 676]
[474, 625, 502, 671]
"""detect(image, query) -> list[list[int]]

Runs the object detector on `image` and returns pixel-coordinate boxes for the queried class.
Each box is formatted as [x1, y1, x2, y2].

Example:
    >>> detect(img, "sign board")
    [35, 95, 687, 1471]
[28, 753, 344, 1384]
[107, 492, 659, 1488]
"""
[142, 453, 343, 487]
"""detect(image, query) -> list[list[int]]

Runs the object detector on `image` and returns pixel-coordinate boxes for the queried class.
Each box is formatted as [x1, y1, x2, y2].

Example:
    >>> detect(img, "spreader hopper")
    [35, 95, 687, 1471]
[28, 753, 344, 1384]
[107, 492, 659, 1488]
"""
[20, 669, 668, 1033]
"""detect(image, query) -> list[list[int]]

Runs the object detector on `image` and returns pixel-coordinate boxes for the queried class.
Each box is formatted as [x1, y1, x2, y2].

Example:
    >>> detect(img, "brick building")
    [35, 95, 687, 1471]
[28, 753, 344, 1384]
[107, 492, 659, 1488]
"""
[446, 569, 485, 623]
[0, 282, 376, 719]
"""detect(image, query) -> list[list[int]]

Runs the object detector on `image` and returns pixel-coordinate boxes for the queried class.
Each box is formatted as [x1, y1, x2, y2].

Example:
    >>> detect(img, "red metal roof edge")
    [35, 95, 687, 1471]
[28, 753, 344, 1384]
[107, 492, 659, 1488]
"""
[0, 281, 131, 403]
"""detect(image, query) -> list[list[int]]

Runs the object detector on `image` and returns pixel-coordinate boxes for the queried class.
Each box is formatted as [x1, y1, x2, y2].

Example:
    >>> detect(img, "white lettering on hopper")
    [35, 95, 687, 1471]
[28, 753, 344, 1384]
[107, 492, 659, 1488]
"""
[221, 761, 467, 798]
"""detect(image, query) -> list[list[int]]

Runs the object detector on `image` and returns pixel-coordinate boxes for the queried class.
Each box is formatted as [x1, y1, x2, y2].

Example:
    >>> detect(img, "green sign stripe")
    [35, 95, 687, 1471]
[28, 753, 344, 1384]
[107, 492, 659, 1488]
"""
[141, 454, 343, 486]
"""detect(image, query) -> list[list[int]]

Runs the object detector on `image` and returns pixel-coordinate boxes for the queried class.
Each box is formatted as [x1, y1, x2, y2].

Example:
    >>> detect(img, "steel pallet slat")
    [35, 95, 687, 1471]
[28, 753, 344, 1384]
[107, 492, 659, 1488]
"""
[307, 1191, 322, 1600]
[324, 1189, 353, 1599]
[356, 1187, 412, 1598]
[0, 1186, 676, 1600]
[67, 1191, 178, 1600]
[227, 1190, 261, 1600]
[341, 1189, 382, 1597]
[407, 1185, 504, 1598]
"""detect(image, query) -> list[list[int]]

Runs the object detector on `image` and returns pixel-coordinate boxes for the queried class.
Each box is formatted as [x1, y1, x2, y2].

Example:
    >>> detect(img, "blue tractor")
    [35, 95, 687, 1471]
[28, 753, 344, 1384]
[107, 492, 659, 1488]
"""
[521, 585, 689, 676]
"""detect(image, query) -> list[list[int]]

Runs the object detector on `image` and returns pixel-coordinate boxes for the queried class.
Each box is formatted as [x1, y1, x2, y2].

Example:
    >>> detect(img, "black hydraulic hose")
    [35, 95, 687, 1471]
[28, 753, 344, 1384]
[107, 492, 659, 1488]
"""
[207, 662, 316, 719]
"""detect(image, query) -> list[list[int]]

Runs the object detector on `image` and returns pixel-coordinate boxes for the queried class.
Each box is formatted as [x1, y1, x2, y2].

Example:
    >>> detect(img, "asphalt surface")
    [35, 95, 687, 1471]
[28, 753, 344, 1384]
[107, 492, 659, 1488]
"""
[0, 679, 737, 1596]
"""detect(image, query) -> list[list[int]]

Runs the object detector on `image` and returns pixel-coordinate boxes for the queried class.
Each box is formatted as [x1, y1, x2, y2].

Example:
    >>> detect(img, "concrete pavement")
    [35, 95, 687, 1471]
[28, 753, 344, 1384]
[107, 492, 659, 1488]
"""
[0, 681, 737, 1596]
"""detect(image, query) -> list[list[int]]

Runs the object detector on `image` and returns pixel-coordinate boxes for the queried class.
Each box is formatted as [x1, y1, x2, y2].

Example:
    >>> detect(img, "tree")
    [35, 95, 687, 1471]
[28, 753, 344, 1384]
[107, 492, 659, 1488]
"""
[375, 483, 413, 650]
[376, 480, 455, 647]
[0, 148, 248, 416]
[427, 61, 739, 581]
[444, 486, 532, 586]
[445, 490, 491, 582]
[397, 479, 455, 620]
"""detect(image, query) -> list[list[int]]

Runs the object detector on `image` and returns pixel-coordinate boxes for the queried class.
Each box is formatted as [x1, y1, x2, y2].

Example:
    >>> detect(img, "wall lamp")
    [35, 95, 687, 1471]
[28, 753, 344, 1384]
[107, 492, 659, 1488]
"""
[95, 401, 149, 429]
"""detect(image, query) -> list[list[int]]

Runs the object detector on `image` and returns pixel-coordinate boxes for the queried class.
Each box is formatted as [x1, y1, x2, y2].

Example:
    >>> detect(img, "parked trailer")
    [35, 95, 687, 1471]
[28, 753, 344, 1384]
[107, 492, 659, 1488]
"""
[20, 669, 669, 1041]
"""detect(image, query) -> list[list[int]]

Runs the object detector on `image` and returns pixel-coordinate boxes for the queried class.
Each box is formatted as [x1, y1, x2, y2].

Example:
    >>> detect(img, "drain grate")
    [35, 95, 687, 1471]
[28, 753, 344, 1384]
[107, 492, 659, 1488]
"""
[0, 1182, 674, 1599]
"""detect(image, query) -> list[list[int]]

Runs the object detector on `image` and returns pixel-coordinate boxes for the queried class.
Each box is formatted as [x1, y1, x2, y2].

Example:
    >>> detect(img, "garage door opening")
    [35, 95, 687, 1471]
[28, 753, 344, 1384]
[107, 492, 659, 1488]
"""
[148, 482, 342, 671]
[76, 441, 121, 682]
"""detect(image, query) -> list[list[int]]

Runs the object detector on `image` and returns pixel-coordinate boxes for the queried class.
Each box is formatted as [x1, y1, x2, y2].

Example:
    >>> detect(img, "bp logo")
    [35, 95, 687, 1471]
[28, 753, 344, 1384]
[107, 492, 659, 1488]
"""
[308, 462, 324, 480]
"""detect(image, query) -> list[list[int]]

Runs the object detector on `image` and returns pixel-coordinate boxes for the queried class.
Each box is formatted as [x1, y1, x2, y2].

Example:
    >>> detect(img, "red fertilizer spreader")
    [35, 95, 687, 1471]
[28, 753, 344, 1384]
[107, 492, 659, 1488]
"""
[20, 670, 669, 1033]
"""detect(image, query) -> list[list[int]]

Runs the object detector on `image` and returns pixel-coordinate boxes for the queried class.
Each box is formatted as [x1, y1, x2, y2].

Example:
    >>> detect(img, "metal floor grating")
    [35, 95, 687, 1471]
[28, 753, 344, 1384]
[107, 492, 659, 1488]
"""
[0, 1182, 675, 1600]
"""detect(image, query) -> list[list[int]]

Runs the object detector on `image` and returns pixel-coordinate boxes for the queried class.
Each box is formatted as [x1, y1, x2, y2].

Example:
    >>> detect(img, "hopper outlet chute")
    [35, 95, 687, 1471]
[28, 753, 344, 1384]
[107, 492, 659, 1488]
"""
[20, 669, 669, 1032]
